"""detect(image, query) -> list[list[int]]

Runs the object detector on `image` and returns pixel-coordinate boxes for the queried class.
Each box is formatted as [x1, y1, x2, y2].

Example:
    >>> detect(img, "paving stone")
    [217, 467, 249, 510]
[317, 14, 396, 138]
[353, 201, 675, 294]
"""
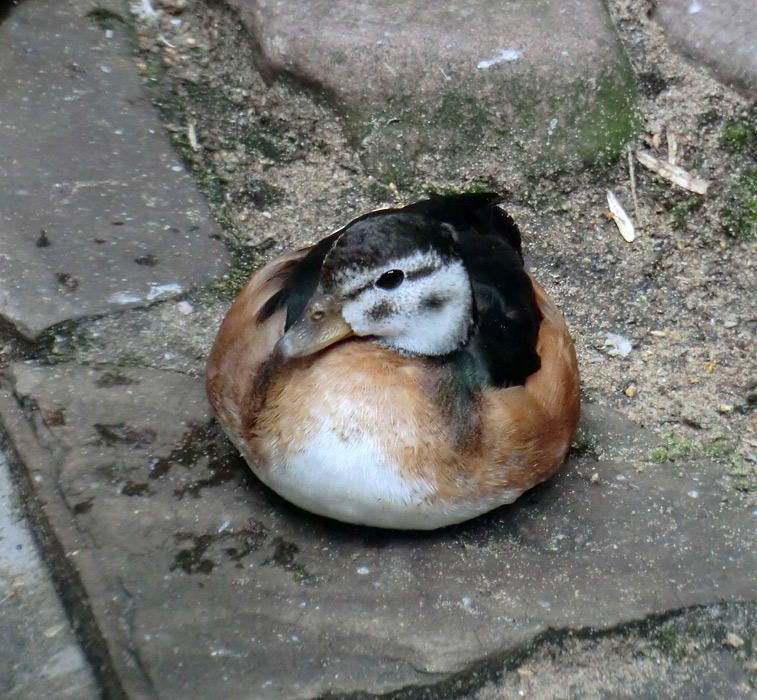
[656, 0, 757, 97]
[0, 450, 99, 700]
[226, 0, 639, 182]
[1, 362, 755, 699]
[0, 0, 229, 340]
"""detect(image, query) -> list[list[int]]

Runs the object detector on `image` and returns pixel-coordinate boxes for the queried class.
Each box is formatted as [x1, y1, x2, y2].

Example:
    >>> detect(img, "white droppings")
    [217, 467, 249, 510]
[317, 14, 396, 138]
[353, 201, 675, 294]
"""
[687, 1, 703, 13]
[100, 65, 112, 73]
[688, 489, 699, 498]
[130, 0, 158, 21]
[171, 164, 184, 172]
[477, 48, 523, 69]
[604, 332, 633, 357]
[177, 300, 194, 315]
[356, 566, 370, 575]
[105, 29, 114, 39]
[218, 520, 231, 533]
[147, 283, 182, 300]
[109, 292, 142, 304]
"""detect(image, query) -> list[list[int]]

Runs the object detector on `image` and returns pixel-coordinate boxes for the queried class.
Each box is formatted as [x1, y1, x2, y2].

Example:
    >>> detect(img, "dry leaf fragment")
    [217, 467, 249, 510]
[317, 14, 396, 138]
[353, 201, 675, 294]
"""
[667, 131, 679, 165]
[635, 149, 709, 195]
[607, 190, 635, 242]
[187, 121, 199, 151]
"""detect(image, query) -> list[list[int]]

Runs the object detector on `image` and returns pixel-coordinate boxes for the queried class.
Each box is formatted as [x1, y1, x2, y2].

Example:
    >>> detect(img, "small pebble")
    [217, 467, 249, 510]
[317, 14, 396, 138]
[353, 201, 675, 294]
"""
[177, 301, 194, 315]
[625, 385, 638, 398]
[43, 624, 65, 638]
[725, 632, 745, 648]
[516, 667, 535, 677]
[590, 472, 600, 483]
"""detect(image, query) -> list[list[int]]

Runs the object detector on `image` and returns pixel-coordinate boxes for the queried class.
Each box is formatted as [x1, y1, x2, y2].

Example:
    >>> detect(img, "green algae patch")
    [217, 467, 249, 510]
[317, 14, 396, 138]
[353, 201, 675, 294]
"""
[563, 68, 641, 166]
[721, 120, 756, 152]
[353, 61, 640, 186]
[722, 168, 757, 240]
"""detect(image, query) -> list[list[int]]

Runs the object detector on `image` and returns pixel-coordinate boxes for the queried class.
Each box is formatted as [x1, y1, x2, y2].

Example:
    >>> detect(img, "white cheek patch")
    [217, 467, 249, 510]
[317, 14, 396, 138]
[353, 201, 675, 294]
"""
[336, 251, 473, 356]
[393, 261, 472, 354]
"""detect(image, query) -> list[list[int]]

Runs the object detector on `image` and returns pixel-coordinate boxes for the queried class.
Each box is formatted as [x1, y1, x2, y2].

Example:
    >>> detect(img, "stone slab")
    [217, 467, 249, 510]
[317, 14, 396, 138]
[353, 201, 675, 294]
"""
[226, 0, 639, 181]
[656, 0, 757, 97]
[0, 449, 99, 700]
[0, 0, 229, 340]
[1, 362, 756, 699]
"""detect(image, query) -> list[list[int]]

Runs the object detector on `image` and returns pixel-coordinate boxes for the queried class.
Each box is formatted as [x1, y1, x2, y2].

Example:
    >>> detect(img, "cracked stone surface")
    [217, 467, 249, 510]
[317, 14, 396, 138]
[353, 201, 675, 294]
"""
[0, 450, 99, 700]
[656, 0, 757, 97]
[1, 362, 755, 699]
[226, 0, 639, 181]
[0, 0, 229, 340]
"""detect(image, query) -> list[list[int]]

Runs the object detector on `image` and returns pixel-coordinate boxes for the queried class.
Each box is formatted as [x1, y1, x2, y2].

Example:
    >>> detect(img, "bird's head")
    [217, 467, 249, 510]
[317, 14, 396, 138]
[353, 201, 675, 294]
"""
[275, 213, 474, 360]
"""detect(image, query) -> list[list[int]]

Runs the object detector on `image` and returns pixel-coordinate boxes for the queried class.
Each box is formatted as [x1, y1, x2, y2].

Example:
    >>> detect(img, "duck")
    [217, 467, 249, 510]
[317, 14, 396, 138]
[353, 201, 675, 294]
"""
[206, 192, 580, 530]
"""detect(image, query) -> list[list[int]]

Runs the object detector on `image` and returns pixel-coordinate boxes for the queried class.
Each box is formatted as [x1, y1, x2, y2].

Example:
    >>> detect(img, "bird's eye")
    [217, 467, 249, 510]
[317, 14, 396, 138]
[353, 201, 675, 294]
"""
[375, 269, 405, 290]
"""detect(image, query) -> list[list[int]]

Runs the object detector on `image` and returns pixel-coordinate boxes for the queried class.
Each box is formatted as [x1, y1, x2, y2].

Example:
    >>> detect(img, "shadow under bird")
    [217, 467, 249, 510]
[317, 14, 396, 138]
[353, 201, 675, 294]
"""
[206, 193, 580, 529]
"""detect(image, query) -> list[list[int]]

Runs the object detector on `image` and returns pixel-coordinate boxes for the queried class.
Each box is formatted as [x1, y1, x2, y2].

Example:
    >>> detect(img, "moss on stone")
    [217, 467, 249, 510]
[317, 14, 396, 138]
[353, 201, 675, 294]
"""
[646, 434, 695, 463]
[651, 627, 690, 662]
[721, 121, 756, 151]
[355, 54, 639, 186]
[422, 181, 495, 196]
[86, 7, 127, 31]
[207, 261, 256, 301]
[669, 195, 704, 230]
[568, 68, 641, 166]
[721, 168, 757, 240]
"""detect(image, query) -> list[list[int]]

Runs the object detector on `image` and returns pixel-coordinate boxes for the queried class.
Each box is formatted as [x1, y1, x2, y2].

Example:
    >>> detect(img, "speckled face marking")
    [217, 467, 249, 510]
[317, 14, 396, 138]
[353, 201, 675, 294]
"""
[420, 293, 449, 312]
[366, 299, 395, 322]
